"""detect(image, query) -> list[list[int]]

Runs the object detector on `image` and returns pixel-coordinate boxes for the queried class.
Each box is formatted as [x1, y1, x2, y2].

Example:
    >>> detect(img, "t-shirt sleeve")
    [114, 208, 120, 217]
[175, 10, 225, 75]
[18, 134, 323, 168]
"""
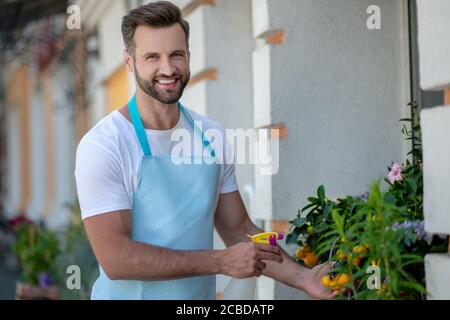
[74, 139, 131, 220]
[219, 133, 239, 194]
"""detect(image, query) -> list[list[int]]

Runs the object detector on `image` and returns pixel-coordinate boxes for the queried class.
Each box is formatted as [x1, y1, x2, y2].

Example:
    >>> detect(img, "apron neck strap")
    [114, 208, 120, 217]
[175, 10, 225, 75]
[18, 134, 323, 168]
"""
[128, 95, 152, 156]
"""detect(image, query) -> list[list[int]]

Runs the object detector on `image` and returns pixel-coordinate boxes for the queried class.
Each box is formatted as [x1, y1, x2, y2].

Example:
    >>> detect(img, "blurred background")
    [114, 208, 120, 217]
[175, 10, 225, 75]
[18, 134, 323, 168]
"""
[0, 0, 449, 300]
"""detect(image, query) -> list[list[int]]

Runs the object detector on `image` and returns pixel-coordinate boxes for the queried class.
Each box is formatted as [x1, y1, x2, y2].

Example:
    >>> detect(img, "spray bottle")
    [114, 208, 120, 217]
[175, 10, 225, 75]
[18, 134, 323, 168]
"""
[221, 232, 284, 300]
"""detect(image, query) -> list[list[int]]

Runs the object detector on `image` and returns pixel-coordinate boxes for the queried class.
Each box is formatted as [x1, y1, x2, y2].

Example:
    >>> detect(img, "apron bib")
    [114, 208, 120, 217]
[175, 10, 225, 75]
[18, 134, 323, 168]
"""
[91, 95, 220, 300]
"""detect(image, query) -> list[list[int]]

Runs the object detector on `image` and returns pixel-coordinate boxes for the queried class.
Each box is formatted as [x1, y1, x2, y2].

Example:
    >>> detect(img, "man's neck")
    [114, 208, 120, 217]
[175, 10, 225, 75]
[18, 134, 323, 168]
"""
[119, 89, 180, 131]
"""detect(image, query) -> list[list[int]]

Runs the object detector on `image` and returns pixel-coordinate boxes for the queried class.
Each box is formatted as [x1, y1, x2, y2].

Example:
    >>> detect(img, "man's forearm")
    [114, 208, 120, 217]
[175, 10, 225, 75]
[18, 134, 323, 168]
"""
[104, 238, 222, 281]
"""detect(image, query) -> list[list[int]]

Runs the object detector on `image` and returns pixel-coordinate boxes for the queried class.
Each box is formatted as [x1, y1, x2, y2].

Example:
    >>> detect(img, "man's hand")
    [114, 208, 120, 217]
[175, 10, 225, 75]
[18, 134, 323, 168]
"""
[214, 191, 338, 299]
[218, 242, 283, 278]
[297, 262, 339, 300]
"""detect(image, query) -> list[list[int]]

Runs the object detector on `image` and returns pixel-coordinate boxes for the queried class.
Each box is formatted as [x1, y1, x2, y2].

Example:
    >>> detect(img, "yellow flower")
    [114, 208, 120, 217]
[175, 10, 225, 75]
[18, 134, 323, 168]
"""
[303, 252, 319, 267]
[352, 245, 368, 255]
[336, 249, 346, 261]
[321, 275, 331, 287]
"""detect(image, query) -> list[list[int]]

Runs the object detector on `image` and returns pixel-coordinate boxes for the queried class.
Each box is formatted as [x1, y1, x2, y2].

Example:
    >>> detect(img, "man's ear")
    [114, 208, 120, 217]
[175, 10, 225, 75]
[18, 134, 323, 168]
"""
[124, 49, 134, 73]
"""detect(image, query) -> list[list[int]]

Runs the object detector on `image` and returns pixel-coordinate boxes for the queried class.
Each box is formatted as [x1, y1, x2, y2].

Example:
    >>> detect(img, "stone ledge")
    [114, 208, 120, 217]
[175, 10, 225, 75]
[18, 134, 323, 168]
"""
[421, 106, 450, 234]
[188, 68, 218, 87]
[256, 123, 288, 140]
[445, 88, 450, 106]
[425, 253, 450, 299]
[257, 29, 285, 45]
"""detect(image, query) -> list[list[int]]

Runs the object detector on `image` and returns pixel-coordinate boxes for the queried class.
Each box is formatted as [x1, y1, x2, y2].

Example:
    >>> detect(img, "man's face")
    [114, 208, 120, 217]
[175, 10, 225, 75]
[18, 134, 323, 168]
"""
[130, 23, 190, 104]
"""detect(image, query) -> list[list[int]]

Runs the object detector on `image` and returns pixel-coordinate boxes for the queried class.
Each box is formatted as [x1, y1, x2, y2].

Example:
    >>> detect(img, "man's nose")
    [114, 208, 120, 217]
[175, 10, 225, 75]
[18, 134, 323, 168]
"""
[158, 56, 176, 77]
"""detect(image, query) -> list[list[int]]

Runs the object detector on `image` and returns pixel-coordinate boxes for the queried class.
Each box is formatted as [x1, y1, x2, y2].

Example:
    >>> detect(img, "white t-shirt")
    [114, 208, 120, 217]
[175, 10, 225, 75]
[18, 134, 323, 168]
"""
[74, 107, 238, 220]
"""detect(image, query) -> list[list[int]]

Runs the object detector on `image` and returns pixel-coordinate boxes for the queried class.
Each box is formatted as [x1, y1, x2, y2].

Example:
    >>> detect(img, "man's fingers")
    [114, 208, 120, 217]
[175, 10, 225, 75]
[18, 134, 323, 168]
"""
[317, 288, 339, 300]
[254, 243, 281, 255]
[325, 290, 340, 300]
[316, 261, 336, 276]
[255, 261, 266, 270]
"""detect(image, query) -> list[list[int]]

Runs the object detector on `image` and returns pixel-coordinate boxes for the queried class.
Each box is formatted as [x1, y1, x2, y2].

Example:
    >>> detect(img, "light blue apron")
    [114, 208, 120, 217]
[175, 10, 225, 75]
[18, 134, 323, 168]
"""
[91, 95, 220, 300]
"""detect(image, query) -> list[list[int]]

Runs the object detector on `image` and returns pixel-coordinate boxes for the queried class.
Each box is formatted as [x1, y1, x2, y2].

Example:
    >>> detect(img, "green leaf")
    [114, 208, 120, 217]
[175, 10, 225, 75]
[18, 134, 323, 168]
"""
[346, 222, 366, 235]
[331, 209, 345, 236]
[368, 182, 381, 208]
[397, 281, 427, 294]
[307, 197, 319, 204]
[286, 228, 301, 245]
[300, 202, 317, 213]
[317, 230, 339, 243]
[323, 202, 334, 217]
[390, 271, 398, 294]
[314, 222, 330, 234]
[315, 242, 334, 258]
[318, 185, 325, 203]
[290, 217, 306, 228]
[384, 193, 397, 205]
[406, 178, 417, 194]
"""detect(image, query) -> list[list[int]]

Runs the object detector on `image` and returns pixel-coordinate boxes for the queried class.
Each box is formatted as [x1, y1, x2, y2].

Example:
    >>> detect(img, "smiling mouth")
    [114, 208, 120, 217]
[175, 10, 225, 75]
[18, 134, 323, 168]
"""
[155, 78, 179, 89]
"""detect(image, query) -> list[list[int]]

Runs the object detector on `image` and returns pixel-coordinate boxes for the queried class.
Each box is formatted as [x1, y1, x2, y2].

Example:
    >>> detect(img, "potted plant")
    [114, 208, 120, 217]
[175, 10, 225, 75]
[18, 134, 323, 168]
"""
[287, 102, 448, 299]
[11, 219, 60, 300]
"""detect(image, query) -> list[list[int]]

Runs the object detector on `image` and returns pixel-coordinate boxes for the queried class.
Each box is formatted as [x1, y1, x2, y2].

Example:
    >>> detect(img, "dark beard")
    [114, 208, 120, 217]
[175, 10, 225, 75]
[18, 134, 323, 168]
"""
[134, 64, 190, 104]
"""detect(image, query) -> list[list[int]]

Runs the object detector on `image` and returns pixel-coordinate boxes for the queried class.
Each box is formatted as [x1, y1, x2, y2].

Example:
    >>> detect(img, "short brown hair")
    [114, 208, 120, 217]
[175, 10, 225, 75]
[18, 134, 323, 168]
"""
[121, 1, 190, 57]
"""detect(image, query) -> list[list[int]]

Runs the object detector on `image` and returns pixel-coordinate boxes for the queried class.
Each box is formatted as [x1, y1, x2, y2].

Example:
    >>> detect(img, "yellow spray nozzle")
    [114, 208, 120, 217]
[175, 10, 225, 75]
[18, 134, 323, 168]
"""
[247, 232, 284, 246]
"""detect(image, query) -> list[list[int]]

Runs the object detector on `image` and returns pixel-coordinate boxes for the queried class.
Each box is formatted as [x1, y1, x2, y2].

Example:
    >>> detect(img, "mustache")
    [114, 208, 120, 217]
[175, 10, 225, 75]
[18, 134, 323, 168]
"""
[152, 73, 182, 81]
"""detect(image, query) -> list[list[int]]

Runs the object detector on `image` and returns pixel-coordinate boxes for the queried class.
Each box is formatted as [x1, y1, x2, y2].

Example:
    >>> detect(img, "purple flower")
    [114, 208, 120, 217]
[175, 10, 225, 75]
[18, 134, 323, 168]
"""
[391, 220, 434, 245]
[387, 163, 403, 184]
[39, 272, 53, 289]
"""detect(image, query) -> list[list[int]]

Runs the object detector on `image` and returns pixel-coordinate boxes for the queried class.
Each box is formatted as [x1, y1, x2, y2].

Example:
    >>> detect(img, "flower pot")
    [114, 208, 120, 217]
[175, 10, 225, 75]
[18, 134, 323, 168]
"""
[15, 282, 59, 300]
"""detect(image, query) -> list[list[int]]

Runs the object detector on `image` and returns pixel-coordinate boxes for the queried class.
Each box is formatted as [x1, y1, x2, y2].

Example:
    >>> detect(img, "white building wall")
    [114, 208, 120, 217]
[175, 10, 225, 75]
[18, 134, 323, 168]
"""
[47, 64, 77, 230]
[416, 0, 450, 91]
[425, 254, 450, 300]
[87, 57, 107, 127]
[422, 107, 450, 235]
[26, 74, 46, 222]
[98, 0, 128, 81]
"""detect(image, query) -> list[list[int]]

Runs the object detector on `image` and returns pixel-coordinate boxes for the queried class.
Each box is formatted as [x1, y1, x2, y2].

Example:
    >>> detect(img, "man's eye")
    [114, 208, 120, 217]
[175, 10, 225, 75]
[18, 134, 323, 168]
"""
[146, 55, 158, 60]
[172, 53, 184, 57]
